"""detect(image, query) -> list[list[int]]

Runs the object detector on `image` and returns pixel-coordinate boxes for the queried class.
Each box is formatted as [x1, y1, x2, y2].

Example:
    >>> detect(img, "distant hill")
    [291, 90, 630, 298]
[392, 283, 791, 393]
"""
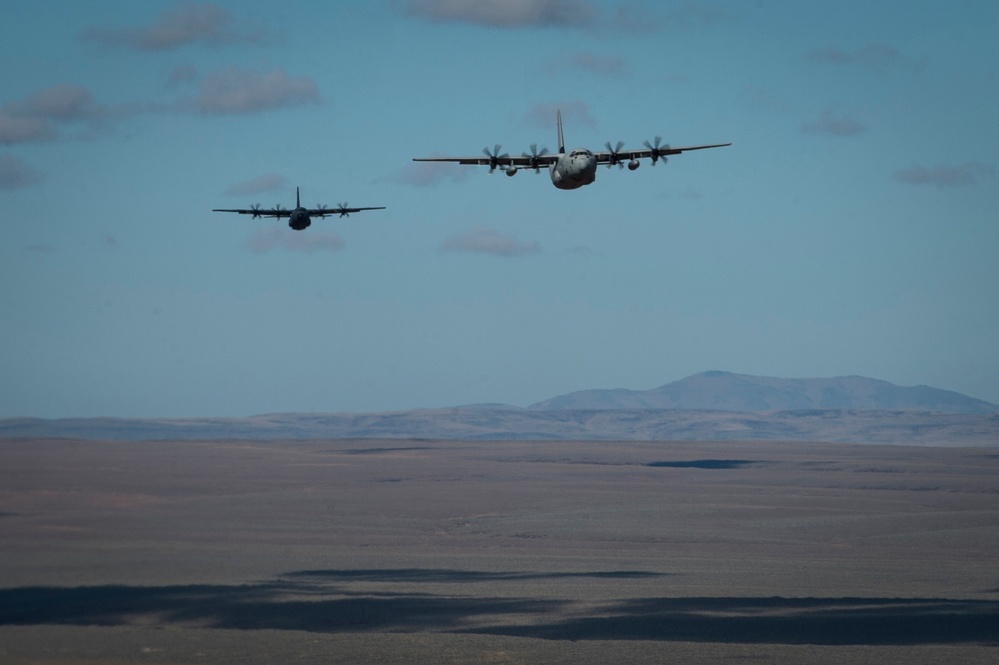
[528, 371, 999, 414]
[3, 409, 998, 446]
[2, 372, 997, 445]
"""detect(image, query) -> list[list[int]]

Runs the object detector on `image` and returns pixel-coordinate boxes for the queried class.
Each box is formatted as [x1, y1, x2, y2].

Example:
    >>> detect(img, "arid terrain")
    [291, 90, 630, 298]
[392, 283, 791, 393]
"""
[2, 437, 998, 663]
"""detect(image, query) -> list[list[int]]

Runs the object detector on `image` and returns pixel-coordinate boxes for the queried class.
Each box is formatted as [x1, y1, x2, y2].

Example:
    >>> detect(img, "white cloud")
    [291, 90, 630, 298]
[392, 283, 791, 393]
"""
[441, 226, 540, 257]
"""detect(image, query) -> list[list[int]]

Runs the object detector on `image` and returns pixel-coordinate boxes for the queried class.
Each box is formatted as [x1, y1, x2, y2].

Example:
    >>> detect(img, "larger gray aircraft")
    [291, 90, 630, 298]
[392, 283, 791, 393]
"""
[414, 110, 730, 190]
[213, 187, 385, 231]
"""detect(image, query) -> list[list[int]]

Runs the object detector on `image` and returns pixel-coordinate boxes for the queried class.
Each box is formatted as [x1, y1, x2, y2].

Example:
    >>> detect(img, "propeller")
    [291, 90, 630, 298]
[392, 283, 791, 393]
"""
[643, 136, 671, 166]
[250, 203, 262, 219]
[315, 204, 330, 218]
[482, 144, 509, 173]
[336, 203, 352, 218]
[605, 141, 625, 169]
[522, 144, 549, 173]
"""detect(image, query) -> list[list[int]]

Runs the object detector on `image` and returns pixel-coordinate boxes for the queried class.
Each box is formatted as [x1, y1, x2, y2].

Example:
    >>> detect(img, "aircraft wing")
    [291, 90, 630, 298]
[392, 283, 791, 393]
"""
[593, 142, 731, 166]
[414, 155, 557, 165]
[306, 206, 386, 217]
[413, 152, 560, 171]
[212, 207, 291, 218]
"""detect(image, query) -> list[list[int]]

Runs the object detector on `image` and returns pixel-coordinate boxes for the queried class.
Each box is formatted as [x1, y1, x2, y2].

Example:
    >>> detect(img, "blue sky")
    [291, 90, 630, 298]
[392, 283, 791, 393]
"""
[2, 0, 997, 418]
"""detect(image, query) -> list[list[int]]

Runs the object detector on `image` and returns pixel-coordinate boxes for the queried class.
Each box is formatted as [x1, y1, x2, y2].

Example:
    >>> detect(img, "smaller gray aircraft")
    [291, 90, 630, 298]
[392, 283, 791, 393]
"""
[414, 110, 730, 190]
[213, 187, 385, 231]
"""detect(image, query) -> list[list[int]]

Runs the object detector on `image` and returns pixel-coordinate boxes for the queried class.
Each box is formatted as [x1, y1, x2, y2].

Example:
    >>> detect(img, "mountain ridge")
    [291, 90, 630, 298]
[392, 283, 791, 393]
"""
[527, 371, 998, 414]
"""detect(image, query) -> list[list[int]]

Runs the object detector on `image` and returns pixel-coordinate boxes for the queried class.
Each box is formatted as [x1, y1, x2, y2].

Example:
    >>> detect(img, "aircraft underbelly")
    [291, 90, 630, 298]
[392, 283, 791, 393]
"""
[550, 157, 596, 190]
[289, 213, 311, 231]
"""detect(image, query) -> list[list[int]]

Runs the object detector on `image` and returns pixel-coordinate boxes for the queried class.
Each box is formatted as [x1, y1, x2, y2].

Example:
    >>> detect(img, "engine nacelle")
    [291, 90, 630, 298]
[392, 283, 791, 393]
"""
[628, 159, 640, 171]
[505, 166, 517, 176]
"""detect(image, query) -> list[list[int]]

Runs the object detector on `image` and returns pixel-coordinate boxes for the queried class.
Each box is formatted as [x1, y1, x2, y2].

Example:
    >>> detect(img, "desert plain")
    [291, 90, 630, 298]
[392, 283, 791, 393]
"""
[1, 437, 998, 664]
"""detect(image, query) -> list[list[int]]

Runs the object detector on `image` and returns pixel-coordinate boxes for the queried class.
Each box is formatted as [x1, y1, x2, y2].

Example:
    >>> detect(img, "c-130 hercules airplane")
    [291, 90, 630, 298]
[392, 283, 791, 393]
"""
[413, 110, 730, 190]
[213, 187, 385, 231]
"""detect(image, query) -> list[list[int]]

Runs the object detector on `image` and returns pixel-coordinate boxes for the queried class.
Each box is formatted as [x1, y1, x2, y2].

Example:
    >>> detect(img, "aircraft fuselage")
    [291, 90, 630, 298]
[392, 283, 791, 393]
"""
[289, 208, 311, 230]
[550, 149, 597, 189]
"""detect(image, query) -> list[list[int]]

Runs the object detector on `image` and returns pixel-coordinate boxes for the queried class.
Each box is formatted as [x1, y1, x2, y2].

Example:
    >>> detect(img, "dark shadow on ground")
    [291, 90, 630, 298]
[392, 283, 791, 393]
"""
[342, 446, 437, 455]
[647, 460, 761, 469]
[0, 580, 560, 633]
[473, 596, 999, 645]
[285, 569, 665, 583]
[2, 572, 998, 645]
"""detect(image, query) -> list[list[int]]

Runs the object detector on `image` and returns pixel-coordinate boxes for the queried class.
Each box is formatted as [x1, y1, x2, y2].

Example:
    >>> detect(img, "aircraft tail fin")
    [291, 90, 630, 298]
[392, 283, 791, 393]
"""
[296, 186, 300, 208]
[557, 110, 565, 154]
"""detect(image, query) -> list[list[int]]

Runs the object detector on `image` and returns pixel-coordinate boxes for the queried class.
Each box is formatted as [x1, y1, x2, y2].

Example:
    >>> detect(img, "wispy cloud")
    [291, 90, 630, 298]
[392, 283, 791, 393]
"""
[800, 108, 866, 136]
[244, 228, 345, 254]
[441, 227, 540, 257]
[523, 101, 595, 130]
[405, 0, 597, 28]
[741, 86, 790, 114]
[2, 67, 316, 155]
[893, 162, 995, 188]
[224, 173, 288, 197]
[658, 2, 735, 30]
[395, 161, 473, 187]
[1, 84, 115, 144]
[167, 64, 199, 87]
[603, 3, 665, 33]
[0, 154, 44, 189]
[195, 68, 320, 115]
[81, 2, 273, 51]
[544, 52, 627, 78]
[20, 84, 108, 122]
[805, 43, 925, 74]
[0, 112, 55, 144]
[2, 71, 317, 148]
[404, 1, 729, 34]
